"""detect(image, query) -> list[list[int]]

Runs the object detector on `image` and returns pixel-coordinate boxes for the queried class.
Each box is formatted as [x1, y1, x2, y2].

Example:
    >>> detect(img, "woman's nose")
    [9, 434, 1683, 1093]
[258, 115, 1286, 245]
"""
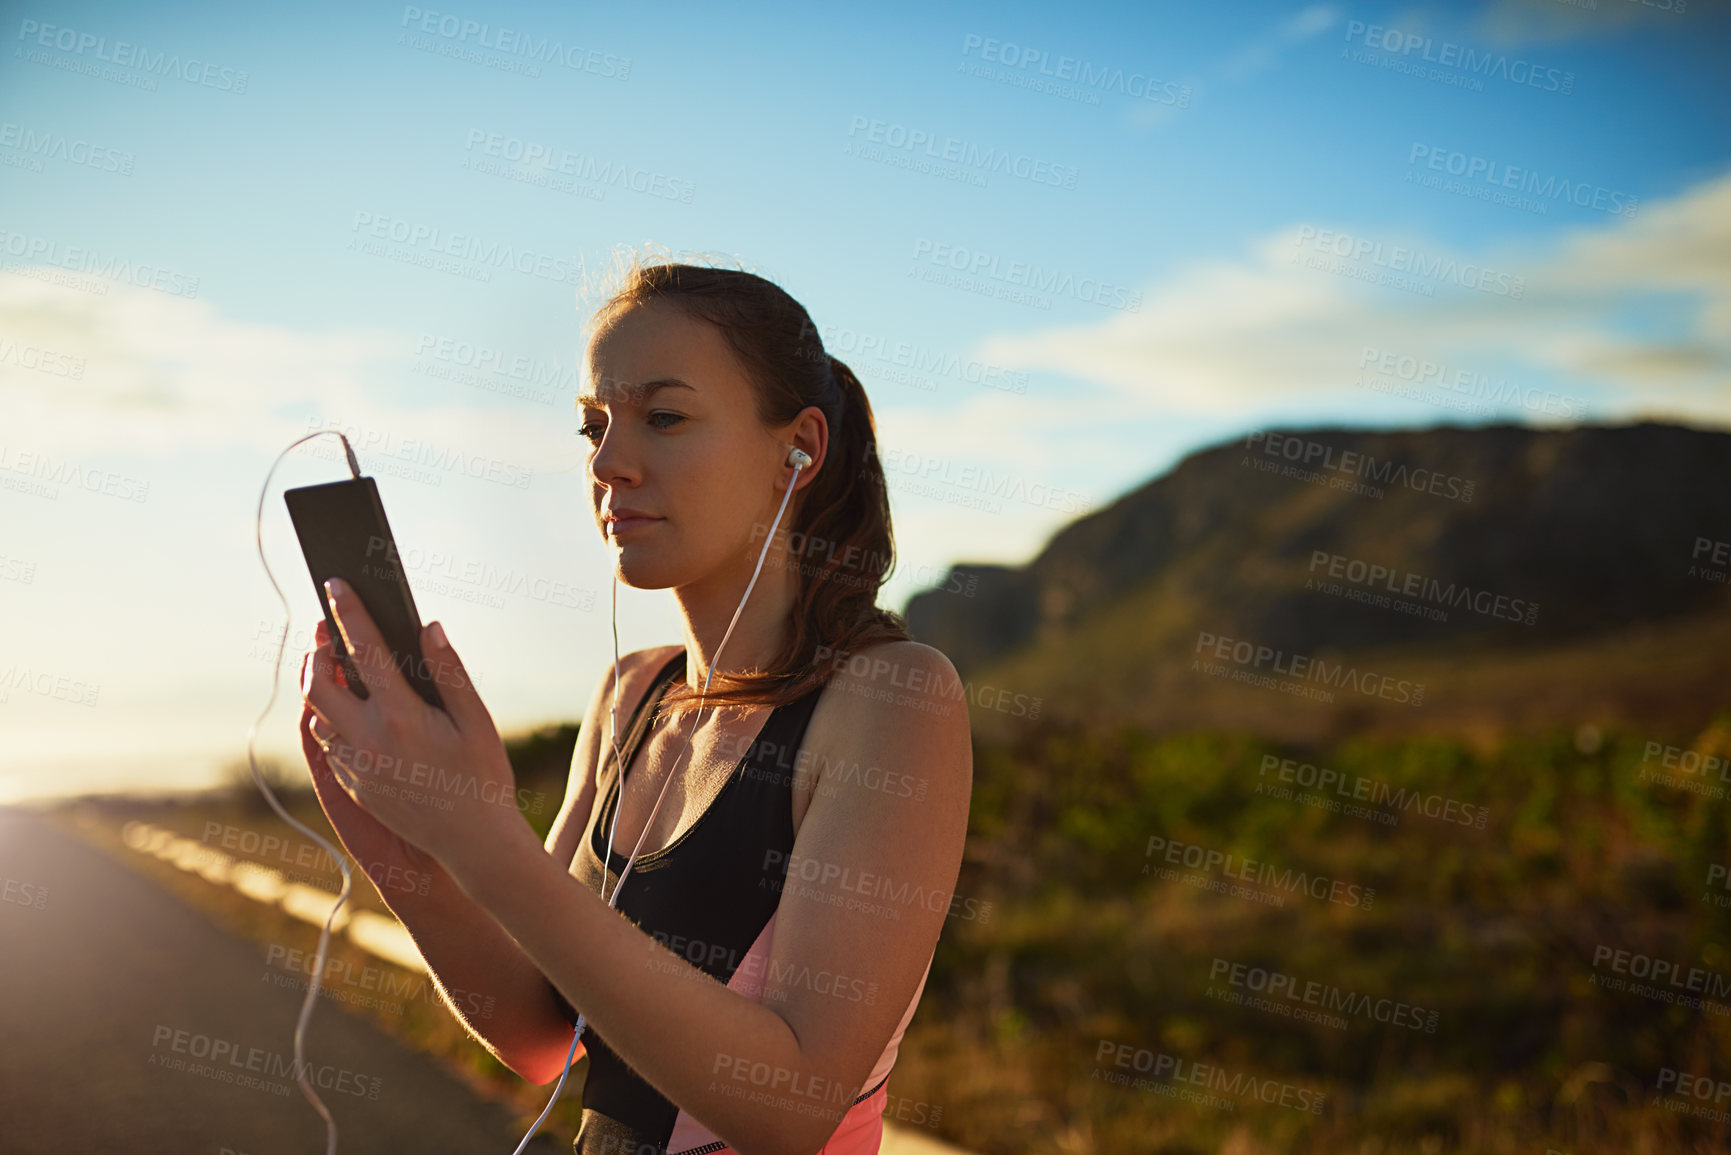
[587, 431, 632, 486]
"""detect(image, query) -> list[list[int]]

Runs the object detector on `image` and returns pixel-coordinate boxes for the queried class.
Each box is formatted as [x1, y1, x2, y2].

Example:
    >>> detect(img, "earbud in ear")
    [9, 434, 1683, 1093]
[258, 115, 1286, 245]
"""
[788, 447, 812, 470]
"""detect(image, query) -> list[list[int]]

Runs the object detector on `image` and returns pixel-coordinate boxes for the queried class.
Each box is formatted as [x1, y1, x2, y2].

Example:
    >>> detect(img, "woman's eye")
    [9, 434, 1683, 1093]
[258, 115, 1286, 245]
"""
[578, 411, 684, 443]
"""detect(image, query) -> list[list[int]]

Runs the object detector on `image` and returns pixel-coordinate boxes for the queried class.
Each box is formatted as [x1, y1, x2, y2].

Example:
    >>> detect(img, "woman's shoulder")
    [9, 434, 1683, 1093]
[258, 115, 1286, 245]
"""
[586, 644, 683, 721]
[821, 638, 960, 682]
[609, 643, 685, 694]
[633, 642, 687, 677]
[818, 639, 967, 730]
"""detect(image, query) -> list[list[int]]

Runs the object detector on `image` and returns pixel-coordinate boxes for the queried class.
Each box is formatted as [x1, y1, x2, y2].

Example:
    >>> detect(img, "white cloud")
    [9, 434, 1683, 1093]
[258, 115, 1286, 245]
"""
[1475, 0, 1701, 47]
[975, 170, 1731, 424]
[0, 272, 591, 485]
[0, 274, 407, 454]
[1221, 4, 1344, 83]
[1140, 4, 1345, 131]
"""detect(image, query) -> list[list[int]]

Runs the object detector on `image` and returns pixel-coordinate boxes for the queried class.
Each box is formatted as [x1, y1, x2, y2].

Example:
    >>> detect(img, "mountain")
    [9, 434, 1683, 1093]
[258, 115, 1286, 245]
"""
[903, 421, 1731, 746]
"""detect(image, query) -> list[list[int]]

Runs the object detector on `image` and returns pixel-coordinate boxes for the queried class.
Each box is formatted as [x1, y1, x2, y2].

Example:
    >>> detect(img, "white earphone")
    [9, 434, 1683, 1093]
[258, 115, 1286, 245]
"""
[518, 442, 814, 1151]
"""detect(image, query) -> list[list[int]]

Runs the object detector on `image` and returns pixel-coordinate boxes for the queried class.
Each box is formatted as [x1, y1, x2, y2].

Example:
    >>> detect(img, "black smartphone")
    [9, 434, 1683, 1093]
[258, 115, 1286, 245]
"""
[283, 476, 447, 711]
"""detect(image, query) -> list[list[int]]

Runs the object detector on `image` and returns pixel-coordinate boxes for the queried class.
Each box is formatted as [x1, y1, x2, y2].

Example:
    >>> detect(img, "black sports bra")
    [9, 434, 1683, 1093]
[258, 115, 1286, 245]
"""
[548, 650, 874, 1155]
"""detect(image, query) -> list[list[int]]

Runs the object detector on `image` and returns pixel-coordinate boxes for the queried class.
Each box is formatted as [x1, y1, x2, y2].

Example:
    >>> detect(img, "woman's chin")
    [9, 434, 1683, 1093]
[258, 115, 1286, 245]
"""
[612, 550, 683, 591]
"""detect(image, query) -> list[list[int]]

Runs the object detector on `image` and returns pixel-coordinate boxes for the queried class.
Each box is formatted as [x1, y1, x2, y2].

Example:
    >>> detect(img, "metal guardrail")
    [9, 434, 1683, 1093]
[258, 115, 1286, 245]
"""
[119, 820, 425, 972]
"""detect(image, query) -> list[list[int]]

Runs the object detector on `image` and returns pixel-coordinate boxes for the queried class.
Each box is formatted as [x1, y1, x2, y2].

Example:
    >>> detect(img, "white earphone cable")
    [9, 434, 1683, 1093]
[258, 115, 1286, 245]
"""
[511, 447, 807, 1153]
[246, 430, 371, 1155]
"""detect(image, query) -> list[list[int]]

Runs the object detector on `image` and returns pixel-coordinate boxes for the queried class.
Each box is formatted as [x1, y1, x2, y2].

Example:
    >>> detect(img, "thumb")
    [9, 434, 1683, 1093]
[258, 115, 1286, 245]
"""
[422, 621, 490, 730]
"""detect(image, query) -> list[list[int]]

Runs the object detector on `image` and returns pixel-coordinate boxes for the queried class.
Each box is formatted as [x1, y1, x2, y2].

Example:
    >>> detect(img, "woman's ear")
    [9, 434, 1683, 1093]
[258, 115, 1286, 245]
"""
[784, 405, 829, 484]
[777, 443, 810, 493]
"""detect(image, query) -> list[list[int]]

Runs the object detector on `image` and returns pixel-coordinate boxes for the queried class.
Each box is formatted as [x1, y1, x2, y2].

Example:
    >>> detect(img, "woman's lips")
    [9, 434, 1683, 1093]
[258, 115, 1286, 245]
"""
[608, 516, 662, 535]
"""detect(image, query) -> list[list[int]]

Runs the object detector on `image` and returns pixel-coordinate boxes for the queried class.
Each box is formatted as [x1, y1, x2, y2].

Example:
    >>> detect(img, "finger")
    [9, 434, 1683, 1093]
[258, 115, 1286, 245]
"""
[306, 711, 355, 777]
[309, 714, 367, 782]
[318, 731, 369, 798]
[307, 713, 360, 776]
[303, 633, 372, 749]
[418, 620, 495, 736]
[306, 624, 352, 692]
[304, 642, 400, 811]
[315, 617, 330, 645]
[307, 712, 337, 745]
[300, 703, 366, 815]
[310, 708, 389, 803]
[322, 577, 414, 709]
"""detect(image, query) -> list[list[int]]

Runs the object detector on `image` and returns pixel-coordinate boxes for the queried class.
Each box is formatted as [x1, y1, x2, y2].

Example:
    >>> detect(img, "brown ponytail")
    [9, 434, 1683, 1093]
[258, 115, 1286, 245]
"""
[585, 254, 912, 713]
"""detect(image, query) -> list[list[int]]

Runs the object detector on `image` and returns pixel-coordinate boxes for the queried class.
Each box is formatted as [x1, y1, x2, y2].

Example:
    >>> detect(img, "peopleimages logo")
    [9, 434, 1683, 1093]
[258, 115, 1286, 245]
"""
[1290, 225, 1526, 298]
[1242, 431, 1477, 503]
[462, 130, 694, 202]
[1093, 1039, 1327, 1114]
[1207, 957, 1440, 1033]
[1634, 739, 1731, 803]
[959, 34, 1191, 105]
[911, 238, 1142, 312]
[0, 229, 199, 298]
[1342, 20, 1574, 95]
[1306, 549, 1538, 626]
[1406, 144, 1638, 218]
[1357, 346, 1585, 420]
[304, 417, 533, 490]
[0, 337, 84, 379]
[349, 211, 579, 285]
[149, 1025, 382, 1099]
[1257, 754, 1489, 829]
[847, 115, 1079, 189]
[1144, 834, 1376, 909]
[414, 332, 580, 399]
[0, 442, 150, 503]
[397, 7, 630, 79]
[871, 442, 1091, 516]
[1590, 944, 1731, 1019]
[1194, 629, 1425, 707]
[16, 19, 250, 92]
[0, 121, 134, 173]
[1657, 1066, 1731, 1126]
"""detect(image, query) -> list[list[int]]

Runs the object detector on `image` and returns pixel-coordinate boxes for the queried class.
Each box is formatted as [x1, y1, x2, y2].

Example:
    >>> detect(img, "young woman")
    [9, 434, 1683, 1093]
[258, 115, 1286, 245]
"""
[297, 259, 974, 1155]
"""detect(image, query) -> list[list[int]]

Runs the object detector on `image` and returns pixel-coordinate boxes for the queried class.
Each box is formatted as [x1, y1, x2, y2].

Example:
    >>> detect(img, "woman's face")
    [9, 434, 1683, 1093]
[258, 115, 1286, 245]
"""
[580, 300, 817, 590]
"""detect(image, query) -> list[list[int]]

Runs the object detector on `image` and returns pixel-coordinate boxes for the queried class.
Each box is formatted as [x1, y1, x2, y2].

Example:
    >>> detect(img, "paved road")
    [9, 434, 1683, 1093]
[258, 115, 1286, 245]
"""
[0, 805, 568, 1155]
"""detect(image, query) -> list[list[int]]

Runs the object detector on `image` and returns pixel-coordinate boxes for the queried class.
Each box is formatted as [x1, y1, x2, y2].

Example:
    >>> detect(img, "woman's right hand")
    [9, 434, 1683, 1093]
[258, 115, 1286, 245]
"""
[299, 620, 446, 907]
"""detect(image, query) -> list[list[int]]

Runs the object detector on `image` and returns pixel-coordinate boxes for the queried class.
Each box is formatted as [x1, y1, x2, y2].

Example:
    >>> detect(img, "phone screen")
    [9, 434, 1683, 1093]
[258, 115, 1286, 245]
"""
[283, 476, 448, 711]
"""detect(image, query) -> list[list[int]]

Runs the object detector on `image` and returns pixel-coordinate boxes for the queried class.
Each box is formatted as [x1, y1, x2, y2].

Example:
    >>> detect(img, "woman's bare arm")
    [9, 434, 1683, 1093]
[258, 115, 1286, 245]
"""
[376, 650, 647, 1083]
[441, 641, 974, 1155]
[385, 859, 580, 1082]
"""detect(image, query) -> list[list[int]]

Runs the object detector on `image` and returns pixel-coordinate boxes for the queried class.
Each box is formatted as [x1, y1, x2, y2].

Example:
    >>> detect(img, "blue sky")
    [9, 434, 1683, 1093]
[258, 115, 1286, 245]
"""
[2, 0, 1727, 799]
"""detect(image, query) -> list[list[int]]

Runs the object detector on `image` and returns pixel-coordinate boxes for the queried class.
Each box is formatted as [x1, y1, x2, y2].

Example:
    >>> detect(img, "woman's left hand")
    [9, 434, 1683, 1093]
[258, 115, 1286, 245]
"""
[300, 577, 522, 877]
